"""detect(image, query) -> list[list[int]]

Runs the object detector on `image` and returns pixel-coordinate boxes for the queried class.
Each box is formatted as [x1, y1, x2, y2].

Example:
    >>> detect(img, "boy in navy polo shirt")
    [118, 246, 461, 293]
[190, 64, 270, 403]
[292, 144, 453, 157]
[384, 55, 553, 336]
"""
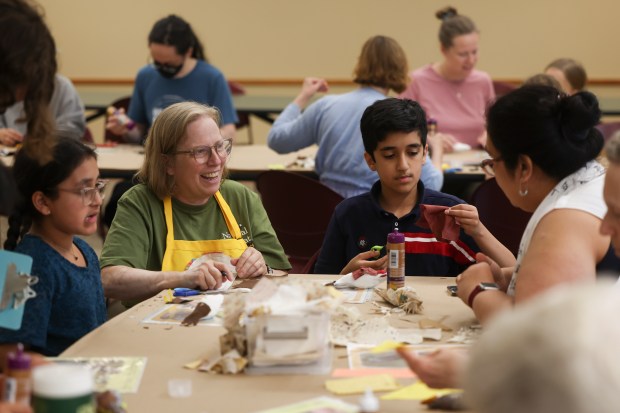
[314, 98, 515, 276]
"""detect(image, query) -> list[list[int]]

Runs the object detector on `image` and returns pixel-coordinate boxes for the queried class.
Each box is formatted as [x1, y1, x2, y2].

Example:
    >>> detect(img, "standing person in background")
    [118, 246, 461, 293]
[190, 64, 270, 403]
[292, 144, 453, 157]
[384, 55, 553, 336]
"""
[106, 14, 238, 143]
[400, 7, 494, 151]
[268, 35, 444, 198]
[545, 58, 587, 95]
[0, 74, 86, 146]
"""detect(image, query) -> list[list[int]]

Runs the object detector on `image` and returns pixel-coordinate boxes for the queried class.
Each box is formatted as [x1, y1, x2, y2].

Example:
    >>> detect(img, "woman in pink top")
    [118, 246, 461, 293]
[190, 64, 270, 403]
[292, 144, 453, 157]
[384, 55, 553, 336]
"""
[400, 7, 494, 151]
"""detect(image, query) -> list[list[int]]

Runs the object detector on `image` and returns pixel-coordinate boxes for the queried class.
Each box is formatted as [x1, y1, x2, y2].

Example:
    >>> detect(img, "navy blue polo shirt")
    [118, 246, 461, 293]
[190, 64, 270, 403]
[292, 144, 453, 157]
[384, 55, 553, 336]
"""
[315, 181, 480, 276]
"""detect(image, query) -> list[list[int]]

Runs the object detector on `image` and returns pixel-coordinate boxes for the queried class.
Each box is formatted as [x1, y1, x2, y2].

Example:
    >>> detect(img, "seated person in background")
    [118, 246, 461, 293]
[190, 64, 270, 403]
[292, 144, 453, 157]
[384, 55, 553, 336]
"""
[100, 102, 290, 304]
[314, 98, 514, 276]
[399, 7, 494, 151]
[545, 57, 587, 95]
[521, 73, 562, 90]
[398, 131, 620, 391]
[106, 14, 238, 143]
[0, 137, 107, 356]
[0, 74, 85, 146]
[267, 35, 443, 198]
[454, 85, 619, 325]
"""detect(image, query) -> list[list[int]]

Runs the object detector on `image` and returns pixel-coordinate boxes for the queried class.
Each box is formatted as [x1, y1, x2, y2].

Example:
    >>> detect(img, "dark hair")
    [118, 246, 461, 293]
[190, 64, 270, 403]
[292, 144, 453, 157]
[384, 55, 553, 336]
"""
[0, 161, 17, 216]
[436, 6, 477, 48]
[0, 0, 57, 163]
[148, 14, 206, 61]
[522, 73, 562, 90]
[545, 58, 587, 92]
[360, 98, 428, 158]
[4, 137, 97, 250]
[487, 85, 604, 180]
[353, 35, 409, 94]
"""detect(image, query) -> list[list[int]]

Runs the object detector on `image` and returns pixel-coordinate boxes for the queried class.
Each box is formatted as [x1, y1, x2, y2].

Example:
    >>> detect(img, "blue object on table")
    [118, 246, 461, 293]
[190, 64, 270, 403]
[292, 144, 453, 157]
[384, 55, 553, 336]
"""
[173, 288, 202, 297]
[444, 167, 463, 174]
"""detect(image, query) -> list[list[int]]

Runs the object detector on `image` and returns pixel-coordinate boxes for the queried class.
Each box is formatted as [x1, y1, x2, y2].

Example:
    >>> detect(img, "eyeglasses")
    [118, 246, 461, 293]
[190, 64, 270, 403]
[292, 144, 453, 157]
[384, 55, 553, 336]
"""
[480, 157, 503, 177]
[170, 139, 232, 165]
[56, 180, 108, 206]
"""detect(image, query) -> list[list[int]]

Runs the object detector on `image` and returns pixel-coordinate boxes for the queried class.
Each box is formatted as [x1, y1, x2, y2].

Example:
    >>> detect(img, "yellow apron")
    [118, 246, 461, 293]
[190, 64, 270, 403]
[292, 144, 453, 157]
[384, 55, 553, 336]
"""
[161, 191, 248, 271]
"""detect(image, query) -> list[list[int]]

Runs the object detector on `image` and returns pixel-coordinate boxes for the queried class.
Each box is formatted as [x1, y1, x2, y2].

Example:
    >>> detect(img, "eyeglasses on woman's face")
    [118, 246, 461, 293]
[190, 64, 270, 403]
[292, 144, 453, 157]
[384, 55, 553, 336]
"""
[56, 179, 108, 206]
[170, 138, 232, 165]
[480, 156, 504, 177]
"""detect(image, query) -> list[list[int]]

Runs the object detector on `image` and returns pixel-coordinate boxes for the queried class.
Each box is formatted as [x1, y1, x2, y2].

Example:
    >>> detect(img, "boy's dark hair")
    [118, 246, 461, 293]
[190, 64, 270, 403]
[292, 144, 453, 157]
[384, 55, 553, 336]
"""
[360, 98, 428, 159]
[4, 137, 97, 250]
[148, 14, 206, 61]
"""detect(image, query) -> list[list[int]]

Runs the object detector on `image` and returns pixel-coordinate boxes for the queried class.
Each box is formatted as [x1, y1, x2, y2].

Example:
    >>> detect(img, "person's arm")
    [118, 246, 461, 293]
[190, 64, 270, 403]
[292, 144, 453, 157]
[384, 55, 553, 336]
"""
[512, 209, 607, 303]
[447, 204, 516, 267]
[396, 347, 469, 389]
[267, 77, 327, 154]
[420, 156, 444, 191]
[101, 262, 233, 301]
[50, 75, 86, 138]
[0, 128, 23, 146]
[456, 262, 513, 324]
[0, 401, 32, 413]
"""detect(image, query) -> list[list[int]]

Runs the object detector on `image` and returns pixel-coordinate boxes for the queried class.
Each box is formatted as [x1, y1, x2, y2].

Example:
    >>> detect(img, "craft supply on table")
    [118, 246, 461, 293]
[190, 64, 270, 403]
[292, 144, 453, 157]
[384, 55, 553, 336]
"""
[3, 343, 32, 405]
[386, 229, 405, 290]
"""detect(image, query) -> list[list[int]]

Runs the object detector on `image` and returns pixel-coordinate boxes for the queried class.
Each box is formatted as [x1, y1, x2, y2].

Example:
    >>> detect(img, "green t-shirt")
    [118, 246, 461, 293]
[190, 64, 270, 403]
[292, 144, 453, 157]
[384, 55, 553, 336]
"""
[100, 181, 291, 271]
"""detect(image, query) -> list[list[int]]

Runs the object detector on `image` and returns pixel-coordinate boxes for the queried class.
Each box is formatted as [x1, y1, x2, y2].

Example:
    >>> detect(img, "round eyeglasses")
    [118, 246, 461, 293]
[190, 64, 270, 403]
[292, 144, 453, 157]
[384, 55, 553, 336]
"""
[56, 180, 108, 206]
[480, 157, 503, 177]
[170, 139, 232, 165]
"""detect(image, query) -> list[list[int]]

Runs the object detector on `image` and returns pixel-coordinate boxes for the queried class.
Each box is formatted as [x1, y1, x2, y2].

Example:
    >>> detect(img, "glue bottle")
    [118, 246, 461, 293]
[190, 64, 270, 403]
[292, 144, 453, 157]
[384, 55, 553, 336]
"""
[358, 387, 380, 413]
[386, 228, 405, 290]
[427, 118, 438, 135]
[3, 343, 32, 405]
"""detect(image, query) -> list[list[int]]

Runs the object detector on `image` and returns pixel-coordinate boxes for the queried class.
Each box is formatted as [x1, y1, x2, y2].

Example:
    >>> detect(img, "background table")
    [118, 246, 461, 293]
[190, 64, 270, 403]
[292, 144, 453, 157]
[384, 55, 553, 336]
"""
[62, 275, 475, 413]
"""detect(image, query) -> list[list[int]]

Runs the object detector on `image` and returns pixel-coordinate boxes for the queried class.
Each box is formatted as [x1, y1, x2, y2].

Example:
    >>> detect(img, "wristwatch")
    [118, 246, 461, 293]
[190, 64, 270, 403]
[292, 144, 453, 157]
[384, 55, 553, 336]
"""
[467, 282, 500, 307]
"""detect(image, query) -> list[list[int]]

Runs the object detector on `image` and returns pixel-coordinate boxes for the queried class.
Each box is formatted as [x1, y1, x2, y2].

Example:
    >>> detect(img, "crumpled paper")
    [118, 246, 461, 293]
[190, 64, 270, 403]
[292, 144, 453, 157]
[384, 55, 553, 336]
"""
[374, 286, 424, 314]
[333, 268, 387, 289]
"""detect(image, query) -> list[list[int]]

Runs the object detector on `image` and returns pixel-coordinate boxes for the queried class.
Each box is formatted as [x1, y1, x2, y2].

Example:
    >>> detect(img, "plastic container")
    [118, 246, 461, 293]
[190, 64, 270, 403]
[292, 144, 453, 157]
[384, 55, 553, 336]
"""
[4, 343, 31, 405]
[387, 228, 405, 290]
[32, 364, 94, 413]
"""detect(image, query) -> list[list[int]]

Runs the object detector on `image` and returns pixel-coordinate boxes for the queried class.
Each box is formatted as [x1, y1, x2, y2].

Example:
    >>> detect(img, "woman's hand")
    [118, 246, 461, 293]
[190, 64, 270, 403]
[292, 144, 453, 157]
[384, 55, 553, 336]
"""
[396, 347, 468, 389]
[474, 252, 511, 291]
[231, 247, 267, 278]
[455, 261, 495, 305]
[0, 128, 23, 146]
[0, 403, 32, 413]
[293, 77, 328, 109]
[340, 250, 387, 275]
[105, 107, 130, 136]
[183, 259, 234, 290]
[446, 204, 484, 237]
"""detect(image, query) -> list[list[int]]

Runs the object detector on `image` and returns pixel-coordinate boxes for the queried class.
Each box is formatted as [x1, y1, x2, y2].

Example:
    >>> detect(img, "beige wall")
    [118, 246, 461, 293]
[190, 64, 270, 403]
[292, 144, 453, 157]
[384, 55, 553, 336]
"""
[39, 0, 620, 82]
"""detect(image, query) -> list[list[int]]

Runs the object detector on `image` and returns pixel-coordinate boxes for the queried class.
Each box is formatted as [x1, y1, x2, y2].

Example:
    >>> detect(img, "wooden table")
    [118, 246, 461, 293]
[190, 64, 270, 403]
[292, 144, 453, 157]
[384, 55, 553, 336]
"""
[62, 275, 475, 413]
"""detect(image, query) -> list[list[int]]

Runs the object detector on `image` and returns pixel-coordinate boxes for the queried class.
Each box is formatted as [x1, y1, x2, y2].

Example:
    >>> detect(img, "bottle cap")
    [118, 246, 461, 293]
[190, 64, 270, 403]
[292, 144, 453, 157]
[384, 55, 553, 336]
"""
[387, 228, 404, 243]
[427, 118, 437, 125]
[33, 364, 93, 398]
[7, 343, 31, 370]
[359, 387, 380, 412]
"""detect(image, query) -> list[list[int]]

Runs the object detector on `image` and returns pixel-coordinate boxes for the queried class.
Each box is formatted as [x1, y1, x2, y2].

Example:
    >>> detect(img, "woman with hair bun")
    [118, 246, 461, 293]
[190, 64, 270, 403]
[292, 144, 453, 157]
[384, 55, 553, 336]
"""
[400, 7, 494, 151]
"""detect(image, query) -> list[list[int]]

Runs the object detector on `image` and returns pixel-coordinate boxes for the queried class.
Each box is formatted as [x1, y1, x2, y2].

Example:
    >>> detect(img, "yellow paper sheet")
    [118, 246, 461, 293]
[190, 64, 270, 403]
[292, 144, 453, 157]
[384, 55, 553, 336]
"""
[325, 374, 399, 395]
[380, 381, 461, 400]
[371, 340, 405, 353]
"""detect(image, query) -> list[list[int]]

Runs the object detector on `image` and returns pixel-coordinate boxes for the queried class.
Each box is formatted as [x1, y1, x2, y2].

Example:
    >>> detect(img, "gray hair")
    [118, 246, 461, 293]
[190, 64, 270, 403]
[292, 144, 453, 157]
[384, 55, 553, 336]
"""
[606, 131, 620, 164]
[465, 282, 620, 413]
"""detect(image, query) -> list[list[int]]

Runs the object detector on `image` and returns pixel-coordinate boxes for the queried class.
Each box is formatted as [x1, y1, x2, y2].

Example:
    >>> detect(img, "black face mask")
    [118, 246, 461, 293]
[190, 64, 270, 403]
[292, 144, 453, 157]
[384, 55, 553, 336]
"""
[154, 60, 184, 79]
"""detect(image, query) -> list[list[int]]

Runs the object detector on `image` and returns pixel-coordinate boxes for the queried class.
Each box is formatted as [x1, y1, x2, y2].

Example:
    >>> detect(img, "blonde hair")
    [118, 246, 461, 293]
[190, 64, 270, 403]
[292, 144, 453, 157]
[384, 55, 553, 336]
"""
[353, 35, 409, 94]
[136, 101, 221, 199]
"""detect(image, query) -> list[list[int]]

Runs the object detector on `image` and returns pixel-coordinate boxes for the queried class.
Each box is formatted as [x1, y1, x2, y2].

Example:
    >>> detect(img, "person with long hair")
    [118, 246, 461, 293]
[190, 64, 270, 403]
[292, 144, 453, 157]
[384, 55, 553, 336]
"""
[106, 14, 238, 143]
[1, 138, 107, 356]
[400, 7, 494, 151]
[267, 35, 443, 198]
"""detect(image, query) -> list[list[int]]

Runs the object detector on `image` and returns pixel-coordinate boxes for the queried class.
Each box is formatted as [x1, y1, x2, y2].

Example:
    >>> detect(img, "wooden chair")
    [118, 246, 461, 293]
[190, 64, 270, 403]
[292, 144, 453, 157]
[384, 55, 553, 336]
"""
[256, 171, 343, 274]
[492, 80, 517, 98]
[470, 178, 532, 257]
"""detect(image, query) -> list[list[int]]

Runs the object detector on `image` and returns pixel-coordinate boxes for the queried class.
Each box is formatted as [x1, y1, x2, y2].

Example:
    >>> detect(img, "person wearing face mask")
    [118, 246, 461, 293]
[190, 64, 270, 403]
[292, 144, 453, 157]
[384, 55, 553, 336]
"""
[399, 7, 494, 152]
[106, 14, 238, 143]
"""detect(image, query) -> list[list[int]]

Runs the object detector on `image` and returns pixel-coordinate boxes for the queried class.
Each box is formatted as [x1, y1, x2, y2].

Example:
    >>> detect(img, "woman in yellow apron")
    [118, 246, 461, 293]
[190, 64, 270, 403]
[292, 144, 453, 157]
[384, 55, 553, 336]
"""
[100, 102, 290, 302]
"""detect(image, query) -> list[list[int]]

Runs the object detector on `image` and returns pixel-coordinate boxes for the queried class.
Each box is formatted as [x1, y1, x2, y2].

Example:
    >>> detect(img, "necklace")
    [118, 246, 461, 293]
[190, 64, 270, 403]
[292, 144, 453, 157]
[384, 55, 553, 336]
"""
[34, 235, 79, 261]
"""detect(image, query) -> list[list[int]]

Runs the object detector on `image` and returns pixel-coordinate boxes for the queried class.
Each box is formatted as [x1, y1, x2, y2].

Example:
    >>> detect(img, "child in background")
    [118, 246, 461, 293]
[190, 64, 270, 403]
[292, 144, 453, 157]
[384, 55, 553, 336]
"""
[0, 137, 107, 356]
[315, 98, 515, 276]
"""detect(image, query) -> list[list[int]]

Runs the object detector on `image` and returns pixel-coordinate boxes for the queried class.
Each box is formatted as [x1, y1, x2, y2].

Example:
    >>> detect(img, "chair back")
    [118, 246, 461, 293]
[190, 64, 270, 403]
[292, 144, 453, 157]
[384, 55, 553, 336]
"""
[470, 178, 532, 257]
[492, 81, 517, 98]
[256, 171, 343, 273]
[104, 96, 131, 143]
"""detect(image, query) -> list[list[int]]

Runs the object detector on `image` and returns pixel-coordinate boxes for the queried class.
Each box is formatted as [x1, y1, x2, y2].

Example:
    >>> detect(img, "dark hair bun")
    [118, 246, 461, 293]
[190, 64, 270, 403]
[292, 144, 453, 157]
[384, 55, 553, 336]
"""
[558, 91, 601, 142]
[436, 6, 458, 20]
